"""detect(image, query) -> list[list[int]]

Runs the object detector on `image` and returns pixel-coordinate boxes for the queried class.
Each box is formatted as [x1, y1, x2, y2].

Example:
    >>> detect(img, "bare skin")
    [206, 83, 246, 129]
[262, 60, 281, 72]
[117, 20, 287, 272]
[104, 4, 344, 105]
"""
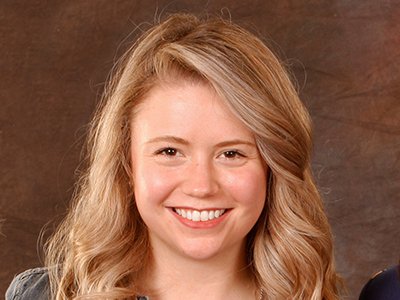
[131, 80, 266, 299]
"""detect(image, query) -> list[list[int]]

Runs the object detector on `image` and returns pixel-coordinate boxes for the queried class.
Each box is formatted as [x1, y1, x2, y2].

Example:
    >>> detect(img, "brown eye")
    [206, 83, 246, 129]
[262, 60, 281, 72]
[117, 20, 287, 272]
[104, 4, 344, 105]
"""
[160, 148, 177, 156]
[222, 150, 244, 159]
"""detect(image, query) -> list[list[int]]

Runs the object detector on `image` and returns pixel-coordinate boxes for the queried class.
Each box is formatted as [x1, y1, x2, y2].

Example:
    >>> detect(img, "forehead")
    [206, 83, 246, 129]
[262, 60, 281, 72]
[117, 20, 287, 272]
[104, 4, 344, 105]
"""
[133, 79, 220, 119]
[130, 80, 255, 141]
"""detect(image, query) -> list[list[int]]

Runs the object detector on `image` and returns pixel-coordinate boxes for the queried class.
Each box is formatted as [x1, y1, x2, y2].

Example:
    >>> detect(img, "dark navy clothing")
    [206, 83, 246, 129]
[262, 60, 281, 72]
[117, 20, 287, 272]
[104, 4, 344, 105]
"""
[6, 268, 149, 300]
[359, 265, 400, 300]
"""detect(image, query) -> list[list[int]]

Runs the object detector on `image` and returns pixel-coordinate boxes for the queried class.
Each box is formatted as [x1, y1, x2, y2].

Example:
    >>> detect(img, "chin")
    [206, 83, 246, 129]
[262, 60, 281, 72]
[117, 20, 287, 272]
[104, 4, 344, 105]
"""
[176, 238, 236, 261]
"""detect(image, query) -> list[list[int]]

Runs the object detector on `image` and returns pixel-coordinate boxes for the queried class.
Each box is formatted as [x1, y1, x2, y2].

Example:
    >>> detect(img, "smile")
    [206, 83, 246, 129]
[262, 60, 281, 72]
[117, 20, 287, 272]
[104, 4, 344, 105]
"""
[173, 208, 226, 222]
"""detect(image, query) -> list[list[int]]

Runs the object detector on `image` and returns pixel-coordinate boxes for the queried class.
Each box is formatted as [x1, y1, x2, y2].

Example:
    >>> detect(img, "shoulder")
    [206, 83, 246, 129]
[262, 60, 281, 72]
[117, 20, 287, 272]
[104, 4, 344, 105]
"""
[6, 267, 50, 300]
[5, 268, 149, 300]
[359, 265, 400, 300]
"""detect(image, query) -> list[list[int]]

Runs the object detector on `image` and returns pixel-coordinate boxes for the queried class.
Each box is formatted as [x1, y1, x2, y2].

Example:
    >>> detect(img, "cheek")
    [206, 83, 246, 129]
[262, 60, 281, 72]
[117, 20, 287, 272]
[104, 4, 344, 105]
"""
[133, 162, 178, 207]
[223, 167, 267, 207]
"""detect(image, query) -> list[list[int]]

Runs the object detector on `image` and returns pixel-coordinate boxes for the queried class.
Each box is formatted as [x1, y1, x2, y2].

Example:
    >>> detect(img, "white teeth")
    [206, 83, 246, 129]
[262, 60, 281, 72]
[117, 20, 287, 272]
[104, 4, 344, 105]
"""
[174, 208, 226, 222]
[192, 211, 200, 221]
[200, 211, 208, 221]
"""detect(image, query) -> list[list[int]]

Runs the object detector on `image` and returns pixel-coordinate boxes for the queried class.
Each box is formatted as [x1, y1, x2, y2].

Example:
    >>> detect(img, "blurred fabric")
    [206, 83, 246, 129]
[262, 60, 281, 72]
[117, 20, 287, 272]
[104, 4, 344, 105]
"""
[0, 1, 399, 299]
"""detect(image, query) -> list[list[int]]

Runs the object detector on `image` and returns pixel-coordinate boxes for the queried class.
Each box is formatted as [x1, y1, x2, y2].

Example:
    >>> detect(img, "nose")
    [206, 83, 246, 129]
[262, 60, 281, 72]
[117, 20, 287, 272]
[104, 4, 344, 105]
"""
[181, 158, 219, 198]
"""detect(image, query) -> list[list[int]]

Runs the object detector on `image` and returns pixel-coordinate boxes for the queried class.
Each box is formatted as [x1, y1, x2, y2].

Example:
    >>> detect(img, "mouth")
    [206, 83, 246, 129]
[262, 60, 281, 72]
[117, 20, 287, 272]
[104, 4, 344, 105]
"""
[172, 208, 227, 222]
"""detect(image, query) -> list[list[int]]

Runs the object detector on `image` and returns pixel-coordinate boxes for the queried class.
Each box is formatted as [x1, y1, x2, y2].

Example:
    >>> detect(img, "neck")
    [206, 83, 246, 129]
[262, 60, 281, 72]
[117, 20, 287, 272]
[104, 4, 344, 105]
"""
[141, 239, 257, 300]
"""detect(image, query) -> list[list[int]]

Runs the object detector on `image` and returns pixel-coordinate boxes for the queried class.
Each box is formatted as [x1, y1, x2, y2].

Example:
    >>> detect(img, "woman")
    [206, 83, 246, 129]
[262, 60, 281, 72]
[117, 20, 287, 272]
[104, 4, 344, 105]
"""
[7, 13, 341, 299]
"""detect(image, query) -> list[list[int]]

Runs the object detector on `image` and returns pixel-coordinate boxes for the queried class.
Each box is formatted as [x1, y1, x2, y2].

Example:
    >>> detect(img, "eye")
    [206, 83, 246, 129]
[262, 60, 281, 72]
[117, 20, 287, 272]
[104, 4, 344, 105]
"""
[220, 150, 245, 159]
[156, 147, 180, 157]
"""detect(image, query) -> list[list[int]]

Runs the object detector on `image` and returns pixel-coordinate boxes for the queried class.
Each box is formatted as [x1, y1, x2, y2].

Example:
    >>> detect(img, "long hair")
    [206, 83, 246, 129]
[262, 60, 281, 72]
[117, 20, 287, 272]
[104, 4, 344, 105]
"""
[45, 13, 341, 299]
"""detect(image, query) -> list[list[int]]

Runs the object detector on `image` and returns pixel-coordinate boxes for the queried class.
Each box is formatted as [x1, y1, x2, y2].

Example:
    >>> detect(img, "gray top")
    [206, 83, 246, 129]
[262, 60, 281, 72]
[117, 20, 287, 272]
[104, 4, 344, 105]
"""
[6, 268, 148, 300]
[6, 268, 50, 300]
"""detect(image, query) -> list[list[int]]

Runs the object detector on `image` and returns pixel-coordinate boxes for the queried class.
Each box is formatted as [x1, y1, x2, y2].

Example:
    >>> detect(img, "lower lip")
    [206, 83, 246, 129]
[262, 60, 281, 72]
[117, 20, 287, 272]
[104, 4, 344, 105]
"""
[171, 209, 230, 229]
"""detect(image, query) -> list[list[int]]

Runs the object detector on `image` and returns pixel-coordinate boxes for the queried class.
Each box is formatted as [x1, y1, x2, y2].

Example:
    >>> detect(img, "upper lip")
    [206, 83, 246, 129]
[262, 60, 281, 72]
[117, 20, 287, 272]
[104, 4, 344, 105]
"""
[169, 206, 231, 211]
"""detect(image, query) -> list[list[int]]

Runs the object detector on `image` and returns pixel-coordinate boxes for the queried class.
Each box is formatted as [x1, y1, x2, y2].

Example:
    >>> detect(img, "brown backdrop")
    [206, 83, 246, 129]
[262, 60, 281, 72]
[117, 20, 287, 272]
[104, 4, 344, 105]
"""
[1, 1, 399, 299]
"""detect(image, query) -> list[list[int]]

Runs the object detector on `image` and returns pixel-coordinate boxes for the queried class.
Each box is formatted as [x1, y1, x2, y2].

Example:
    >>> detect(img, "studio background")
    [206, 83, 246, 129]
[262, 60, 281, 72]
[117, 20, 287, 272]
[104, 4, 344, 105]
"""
[0, 1, 399, 299]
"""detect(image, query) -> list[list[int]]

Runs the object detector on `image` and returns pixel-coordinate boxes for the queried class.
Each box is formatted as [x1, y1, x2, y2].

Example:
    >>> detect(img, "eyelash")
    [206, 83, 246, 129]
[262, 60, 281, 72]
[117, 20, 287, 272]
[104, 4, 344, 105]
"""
[154, 148, 246, 160]
[220, 150, 245, 159]
[155, 147, 179, 157]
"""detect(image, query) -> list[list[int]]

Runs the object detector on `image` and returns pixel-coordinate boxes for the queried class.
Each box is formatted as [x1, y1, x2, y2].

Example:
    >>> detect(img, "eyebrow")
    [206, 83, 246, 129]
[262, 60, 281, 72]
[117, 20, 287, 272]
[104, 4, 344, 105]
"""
[215, 139, 256, 148]
[145, 135, 256, 148]
[145, 136, 189, 145]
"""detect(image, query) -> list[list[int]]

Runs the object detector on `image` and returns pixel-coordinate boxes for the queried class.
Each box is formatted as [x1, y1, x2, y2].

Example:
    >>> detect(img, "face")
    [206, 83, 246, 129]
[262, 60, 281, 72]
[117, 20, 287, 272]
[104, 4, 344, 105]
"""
[130, 80, 267, 262]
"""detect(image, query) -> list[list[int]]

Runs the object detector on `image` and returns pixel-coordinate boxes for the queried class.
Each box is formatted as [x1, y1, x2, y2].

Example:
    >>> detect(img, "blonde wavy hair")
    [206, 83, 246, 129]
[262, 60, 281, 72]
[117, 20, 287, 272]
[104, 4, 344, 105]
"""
[45, 13, 341, 299]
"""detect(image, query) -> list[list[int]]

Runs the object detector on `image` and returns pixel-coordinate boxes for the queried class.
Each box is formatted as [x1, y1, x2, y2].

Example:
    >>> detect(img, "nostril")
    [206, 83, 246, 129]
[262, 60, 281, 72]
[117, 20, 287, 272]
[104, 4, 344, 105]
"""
[181, 160, 219, 198]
